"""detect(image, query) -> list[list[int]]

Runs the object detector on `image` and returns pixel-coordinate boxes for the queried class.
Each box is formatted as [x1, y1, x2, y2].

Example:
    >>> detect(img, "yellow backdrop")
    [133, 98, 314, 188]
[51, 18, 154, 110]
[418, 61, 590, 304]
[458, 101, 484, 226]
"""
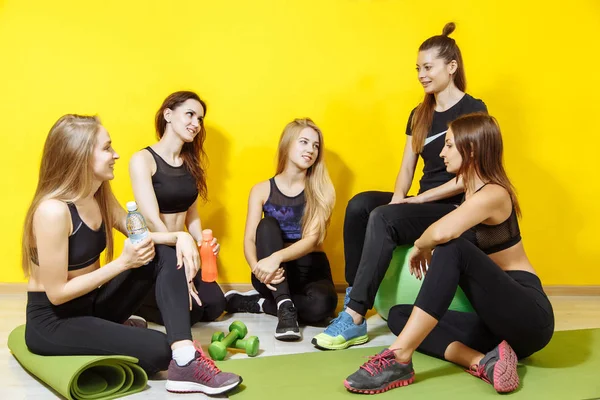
[1, 0, 598, 285]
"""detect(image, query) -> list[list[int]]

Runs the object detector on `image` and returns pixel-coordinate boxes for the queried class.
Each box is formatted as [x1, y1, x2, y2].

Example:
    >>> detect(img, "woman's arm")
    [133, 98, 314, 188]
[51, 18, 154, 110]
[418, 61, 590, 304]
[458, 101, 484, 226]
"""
[390, 139, 419, 204]
[415, 185, 509, 249]
[185, 199, 202, 242]
[129, 150, 169, 232]
[243, 181, 269, 269]
[35, 200, 151, 306]
[401, 176, 465, 204]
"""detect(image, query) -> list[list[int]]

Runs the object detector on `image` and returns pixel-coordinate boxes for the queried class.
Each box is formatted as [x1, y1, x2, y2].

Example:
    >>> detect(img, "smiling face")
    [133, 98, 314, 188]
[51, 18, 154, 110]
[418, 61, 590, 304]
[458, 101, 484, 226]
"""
[164, 98, 205, 143]
[288, 127, 320, 170]
[91, 126, 119, 181]
[416, 47, 457, 95]
[439, 128, 462, 174]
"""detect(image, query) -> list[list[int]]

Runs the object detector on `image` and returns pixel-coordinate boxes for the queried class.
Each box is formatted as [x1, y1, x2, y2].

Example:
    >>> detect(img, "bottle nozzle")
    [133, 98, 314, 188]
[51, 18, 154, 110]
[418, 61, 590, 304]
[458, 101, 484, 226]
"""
[201, 229, 213, 241]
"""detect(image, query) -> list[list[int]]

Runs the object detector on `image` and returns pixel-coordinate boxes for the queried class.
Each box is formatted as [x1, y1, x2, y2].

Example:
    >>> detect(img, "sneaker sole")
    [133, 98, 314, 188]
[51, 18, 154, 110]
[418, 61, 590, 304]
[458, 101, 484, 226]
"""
[165, 377, 242, 395]
[224, 289, 260, 299]
[312, 334, 369, 350]
[274, 330, 302, 341]
[493, 340, 519, 393]
[343, 373, 414, 394]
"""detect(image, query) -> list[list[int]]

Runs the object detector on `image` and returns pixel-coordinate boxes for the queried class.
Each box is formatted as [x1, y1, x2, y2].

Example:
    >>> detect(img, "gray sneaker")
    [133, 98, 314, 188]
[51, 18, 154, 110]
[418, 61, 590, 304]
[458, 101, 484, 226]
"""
[467, 340, 519, 393]
[166, 347, 242, 395]
[344, 349, 414, 394]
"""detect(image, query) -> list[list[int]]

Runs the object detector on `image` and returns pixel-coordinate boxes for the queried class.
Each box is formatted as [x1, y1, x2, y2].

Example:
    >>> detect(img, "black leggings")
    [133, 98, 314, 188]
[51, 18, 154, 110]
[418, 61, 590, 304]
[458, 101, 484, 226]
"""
[344, 191, 456, 316]
[136, 274, 226, 326]
[388, 238, 554, 360]
[251, 217, 338, 324]
[25, 245, 192, 376]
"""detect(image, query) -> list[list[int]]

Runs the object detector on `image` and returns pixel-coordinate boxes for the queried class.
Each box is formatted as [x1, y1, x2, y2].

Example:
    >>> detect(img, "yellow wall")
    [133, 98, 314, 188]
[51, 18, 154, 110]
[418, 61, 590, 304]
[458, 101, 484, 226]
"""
[1, 0, 598, 285]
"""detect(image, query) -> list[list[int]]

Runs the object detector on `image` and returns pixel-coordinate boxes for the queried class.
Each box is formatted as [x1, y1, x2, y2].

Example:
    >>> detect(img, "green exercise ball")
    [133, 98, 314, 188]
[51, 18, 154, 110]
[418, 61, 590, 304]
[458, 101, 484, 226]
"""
[373, 245, 475, 320]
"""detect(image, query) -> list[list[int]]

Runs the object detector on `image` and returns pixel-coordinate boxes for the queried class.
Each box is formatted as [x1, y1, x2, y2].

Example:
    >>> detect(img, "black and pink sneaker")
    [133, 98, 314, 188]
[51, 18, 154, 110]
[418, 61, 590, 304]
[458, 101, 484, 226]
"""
[344, 349, 415, 394]
[166, 343, 242, 395]
[467, 340, 519, 393]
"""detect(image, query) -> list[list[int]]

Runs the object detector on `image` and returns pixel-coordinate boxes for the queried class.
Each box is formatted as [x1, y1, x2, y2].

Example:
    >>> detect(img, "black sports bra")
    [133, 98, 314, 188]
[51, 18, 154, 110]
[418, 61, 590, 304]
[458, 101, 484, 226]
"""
[31, 202, 106, 270]
[145, 147, 198, 214]
[463, 184, 522, 254]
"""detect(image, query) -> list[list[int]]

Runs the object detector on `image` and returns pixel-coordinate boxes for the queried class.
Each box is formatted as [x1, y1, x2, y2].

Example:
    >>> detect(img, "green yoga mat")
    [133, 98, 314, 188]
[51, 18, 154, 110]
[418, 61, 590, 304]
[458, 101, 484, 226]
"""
[8, 325, 148, 400]
[217, 329, 600, 400]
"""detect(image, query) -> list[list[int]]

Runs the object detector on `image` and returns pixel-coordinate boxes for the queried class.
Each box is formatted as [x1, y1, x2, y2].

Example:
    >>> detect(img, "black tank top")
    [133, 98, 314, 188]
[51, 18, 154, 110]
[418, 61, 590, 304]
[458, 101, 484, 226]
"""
[262, 178, 305, 242]
[463, 185, 521, 254]
[145, 147, 198, 214]
[31, 203, 106, 271]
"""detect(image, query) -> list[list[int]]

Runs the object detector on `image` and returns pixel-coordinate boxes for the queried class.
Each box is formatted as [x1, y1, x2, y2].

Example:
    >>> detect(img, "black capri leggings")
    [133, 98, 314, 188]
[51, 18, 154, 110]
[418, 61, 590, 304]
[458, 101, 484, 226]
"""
[251, 217, 338, 324]
[344, 191, 457, 316]
[388, 238, 555, 360]
[25, 245, 192, 376]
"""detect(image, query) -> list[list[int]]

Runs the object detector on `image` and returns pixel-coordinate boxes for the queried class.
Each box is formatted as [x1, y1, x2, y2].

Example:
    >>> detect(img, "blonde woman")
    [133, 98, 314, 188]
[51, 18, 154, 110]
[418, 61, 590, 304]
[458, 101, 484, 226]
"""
[23, 115, 241, 395]
[225, 118, 338, 340]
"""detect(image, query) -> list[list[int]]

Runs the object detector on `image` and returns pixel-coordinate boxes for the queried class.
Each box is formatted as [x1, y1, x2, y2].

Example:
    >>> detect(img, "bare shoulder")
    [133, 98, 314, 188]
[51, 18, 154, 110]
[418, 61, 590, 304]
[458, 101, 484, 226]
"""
[34, 199, 70, 232]
[472, 184, 512, 211]
[129, 148, 155, 172]
[250, 180, 270, 203]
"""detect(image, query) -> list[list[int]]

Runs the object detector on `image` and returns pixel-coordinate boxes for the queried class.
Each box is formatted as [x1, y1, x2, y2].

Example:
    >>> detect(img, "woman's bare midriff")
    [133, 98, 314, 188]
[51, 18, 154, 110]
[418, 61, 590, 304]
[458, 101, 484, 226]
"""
[488, 241, 537, 275]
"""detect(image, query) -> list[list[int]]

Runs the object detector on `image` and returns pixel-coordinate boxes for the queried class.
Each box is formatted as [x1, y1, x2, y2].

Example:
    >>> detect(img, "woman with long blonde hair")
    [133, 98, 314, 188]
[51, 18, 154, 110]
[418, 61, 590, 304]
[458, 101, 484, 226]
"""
[225, 118, 338, 340]
[23, 114, 241, 396]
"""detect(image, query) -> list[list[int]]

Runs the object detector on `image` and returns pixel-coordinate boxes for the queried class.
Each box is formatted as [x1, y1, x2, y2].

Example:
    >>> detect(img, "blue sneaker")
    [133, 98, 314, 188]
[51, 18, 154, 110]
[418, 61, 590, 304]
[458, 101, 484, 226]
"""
[312, 311, 368, 350]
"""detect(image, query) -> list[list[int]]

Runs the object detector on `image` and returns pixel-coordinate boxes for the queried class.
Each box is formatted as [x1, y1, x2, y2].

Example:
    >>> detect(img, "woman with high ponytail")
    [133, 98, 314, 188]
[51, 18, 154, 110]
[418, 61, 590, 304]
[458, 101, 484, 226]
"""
[224, 118, 338, 341]
[313, 22, 488, 350]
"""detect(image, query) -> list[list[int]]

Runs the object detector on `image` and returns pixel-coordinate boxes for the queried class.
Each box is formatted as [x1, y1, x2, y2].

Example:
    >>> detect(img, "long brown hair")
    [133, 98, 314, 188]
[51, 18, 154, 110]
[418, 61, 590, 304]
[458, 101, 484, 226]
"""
[21, 115, 117, 277]
[155, 91, 208, 201]
[450, 113, 521, 216]
[412, 22, 466, 153]
[275, 118, 335, 244]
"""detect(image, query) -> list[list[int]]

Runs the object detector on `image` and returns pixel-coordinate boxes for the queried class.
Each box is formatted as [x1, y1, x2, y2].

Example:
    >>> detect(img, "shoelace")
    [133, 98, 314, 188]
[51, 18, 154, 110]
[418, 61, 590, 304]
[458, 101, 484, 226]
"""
[192, 341, 221, 382]
[324, 313, 353, 336]
[360, 350, 397, 376]
[466, 364, 491, 384]
[279, 305, 297, 323]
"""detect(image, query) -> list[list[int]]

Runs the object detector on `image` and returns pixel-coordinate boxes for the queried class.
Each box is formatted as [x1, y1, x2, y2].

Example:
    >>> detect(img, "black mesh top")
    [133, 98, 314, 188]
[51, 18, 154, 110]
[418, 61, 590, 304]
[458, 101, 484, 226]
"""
[262, 178, 305, 242]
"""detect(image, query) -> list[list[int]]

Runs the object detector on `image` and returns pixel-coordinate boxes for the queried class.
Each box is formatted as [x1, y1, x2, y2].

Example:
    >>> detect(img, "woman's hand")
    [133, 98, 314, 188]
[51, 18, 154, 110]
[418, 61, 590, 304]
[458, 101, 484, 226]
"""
[176, 232, 202, 309]
[265, 267, 285, 291]
[120, 237, 155, 269]
[408, 245, 432, 280]
[252, 254, 282, 283]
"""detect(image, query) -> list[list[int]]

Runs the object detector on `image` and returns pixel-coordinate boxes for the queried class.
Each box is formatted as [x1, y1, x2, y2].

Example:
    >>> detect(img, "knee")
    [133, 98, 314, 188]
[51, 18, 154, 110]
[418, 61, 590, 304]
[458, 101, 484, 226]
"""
[346, 192, 378, 218]
[387, 305, 413, 335]
[433, 237, 472, 258]
[256, 217, 281, 240]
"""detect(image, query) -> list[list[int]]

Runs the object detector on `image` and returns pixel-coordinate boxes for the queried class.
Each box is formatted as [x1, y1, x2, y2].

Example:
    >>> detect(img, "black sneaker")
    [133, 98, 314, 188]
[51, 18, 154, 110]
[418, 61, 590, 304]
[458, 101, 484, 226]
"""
[224, 290, 261, 313]
[344, 349, 415, 394]
[274, 301, 301, 341]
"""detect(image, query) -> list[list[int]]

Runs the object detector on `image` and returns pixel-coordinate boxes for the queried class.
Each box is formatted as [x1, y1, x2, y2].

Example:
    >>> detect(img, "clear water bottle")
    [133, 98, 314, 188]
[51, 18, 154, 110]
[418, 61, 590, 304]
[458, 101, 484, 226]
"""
[126, 201, 149, 244]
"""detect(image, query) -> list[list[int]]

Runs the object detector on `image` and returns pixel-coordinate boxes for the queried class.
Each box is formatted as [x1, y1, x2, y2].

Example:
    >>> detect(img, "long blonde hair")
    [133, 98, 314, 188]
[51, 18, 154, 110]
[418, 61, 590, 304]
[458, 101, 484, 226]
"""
[275, 118, 335, 244]
[21, 115, 117, 277]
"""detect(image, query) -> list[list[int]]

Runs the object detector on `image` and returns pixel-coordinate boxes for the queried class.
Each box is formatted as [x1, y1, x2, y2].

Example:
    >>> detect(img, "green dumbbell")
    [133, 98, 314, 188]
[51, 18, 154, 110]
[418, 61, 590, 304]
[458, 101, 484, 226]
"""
[232, 335, 260, 357]
[208, 321, 248, 361]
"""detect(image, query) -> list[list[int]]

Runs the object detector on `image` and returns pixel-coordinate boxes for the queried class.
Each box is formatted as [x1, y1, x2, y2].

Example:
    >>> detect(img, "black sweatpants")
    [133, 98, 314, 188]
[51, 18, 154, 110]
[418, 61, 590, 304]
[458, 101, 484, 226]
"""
[250, 217, 338, 324]
[25, 245, 192, 376]
[344, 191, 457, 316]
[388, 238, 554, 360]
[136, 274, 226, 326]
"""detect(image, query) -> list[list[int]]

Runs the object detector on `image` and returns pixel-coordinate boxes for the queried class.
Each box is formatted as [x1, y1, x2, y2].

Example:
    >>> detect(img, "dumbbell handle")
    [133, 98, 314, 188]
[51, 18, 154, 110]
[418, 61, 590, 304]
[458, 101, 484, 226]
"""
[220, 330, 242, 348]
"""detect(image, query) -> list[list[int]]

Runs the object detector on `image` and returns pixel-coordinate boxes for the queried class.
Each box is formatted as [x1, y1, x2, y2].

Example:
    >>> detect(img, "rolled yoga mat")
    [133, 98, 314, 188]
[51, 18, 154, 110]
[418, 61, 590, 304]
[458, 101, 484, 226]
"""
[8, 325, 148, 400]
[373, 245, 474, 320]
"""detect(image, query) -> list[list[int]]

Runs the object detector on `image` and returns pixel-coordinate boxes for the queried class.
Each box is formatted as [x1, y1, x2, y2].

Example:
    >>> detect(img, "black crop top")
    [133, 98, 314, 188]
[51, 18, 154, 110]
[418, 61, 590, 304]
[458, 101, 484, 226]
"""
[262, 178, 305, 242]
[463, 185, 522, 254]
[145, 147, 198, 214]
[31, 203, 106, 270]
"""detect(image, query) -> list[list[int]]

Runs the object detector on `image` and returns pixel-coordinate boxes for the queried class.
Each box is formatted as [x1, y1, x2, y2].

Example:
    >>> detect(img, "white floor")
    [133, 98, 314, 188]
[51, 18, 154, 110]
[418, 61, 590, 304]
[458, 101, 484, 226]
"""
[2, 290, 600, 399]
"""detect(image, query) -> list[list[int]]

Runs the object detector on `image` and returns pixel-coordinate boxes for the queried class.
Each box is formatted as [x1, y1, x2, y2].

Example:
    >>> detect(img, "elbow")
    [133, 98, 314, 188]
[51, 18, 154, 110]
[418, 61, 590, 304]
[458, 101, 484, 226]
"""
[46, 291, 66, 306]
[430, 227, 458, 245]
